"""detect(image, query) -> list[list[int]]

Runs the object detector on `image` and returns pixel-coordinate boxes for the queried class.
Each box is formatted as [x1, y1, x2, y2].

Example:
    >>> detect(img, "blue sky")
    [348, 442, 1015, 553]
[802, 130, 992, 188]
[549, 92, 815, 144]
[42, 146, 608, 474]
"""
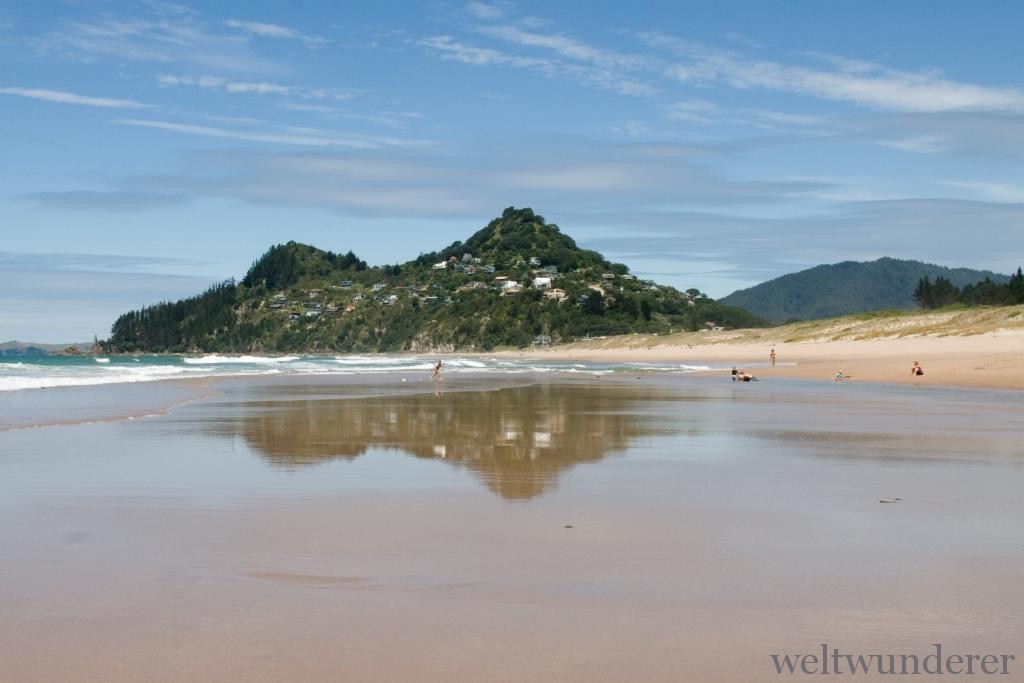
[2, 0, 1023, 341]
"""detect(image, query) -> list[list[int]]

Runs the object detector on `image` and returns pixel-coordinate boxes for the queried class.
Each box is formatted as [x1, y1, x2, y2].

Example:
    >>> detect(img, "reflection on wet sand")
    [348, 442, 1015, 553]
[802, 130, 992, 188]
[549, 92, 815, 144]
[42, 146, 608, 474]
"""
[205, 384, 675, 500]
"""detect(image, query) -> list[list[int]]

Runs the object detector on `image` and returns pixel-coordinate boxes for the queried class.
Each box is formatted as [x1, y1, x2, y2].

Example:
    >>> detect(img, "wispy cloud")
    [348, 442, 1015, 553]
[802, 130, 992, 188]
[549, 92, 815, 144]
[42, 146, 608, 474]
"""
[116, 118, 432, 149]
[0, 86, 148, 109]
[94, 135, 826, 221]
[936, 180, 1024, 203]
[419, 35, 541, 67]
[156, 74, 355, 100]
[646, 33, 1024, 113]
[420, 31, 655, 96]
[38, 7, 286, 75]
[223, 19, 325, 46]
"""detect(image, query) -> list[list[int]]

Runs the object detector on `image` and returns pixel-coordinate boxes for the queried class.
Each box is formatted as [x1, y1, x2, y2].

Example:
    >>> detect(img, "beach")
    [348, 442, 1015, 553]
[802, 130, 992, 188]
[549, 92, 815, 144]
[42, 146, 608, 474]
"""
[1, 369, 1022, 681]
[508, 307, 1024, 391]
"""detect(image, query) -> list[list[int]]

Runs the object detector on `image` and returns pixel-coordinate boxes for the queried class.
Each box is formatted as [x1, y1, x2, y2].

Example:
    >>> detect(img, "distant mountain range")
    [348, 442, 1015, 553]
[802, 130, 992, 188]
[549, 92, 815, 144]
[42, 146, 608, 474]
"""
[104, 208, 766, 353]
[720, 258, 1010, 323]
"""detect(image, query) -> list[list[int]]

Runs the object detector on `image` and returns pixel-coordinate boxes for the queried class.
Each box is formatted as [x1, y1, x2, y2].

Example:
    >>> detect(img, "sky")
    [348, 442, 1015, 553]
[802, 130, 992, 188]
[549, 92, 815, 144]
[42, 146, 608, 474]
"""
[2, 0, 1023, 341]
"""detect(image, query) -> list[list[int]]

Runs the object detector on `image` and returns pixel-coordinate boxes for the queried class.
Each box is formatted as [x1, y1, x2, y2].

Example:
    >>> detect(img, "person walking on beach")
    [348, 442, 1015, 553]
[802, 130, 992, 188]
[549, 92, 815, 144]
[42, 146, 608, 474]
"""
[769, 348, 776, 367]
[433, 359, 443, 380]
[911, 361, 924, 377]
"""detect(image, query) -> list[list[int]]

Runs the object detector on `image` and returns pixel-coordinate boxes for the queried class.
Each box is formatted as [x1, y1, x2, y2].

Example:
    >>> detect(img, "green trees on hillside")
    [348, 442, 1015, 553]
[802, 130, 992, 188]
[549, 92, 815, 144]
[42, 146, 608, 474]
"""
[108, 280, 237, 352]
[913, 268, 1024, 309]
[103, 208, 770, 353]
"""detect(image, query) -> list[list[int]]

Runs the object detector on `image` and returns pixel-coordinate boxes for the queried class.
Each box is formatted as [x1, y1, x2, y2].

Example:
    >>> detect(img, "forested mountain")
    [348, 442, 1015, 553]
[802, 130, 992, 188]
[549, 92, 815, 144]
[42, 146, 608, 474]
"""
[720, 258, 1010, 323]
[105, 208, 767, 353]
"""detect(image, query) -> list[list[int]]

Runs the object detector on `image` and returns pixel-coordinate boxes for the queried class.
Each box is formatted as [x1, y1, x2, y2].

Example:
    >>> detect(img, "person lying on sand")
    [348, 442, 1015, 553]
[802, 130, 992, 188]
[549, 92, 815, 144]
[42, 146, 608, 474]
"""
[736, 371, 758, 382]
[834, 370, 851, 381]
[911, 361, 924, 377]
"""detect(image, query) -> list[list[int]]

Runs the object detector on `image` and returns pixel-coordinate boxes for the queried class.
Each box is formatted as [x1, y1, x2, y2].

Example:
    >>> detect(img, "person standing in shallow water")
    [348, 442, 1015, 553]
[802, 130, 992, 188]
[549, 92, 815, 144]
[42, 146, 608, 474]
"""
[433, 360, 443, 380]
[770, 348, 776, 367]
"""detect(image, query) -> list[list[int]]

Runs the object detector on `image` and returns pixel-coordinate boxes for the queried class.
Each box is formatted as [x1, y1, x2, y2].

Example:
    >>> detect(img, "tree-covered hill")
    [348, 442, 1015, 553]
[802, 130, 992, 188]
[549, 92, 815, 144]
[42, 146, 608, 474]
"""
[105, 207, 767, 353]
[720, 257, 1010, 323]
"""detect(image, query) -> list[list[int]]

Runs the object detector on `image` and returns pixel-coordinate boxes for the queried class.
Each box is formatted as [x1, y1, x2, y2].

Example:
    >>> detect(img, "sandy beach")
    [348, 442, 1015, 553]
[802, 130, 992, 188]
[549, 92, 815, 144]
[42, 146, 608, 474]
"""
[503, 306, 1024, 391]
[1, 372, 1022, 681]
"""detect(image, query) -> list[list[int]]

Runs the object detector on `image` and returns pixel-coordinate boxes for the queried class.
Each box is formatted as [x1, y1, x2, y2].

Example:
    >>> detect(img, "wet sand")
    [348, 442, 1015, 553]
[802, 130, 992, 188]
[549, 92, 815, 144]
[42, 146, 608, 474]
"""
[1, 375, 1022, 681]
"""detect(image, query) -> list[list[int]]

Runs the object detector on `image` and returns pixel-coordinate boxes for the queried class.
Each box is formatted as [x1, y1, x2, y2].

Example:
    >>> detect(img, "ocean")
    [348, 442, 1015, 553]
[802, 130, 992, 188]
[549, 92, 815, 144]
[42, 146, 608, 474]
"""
[0, 354, 726, 392]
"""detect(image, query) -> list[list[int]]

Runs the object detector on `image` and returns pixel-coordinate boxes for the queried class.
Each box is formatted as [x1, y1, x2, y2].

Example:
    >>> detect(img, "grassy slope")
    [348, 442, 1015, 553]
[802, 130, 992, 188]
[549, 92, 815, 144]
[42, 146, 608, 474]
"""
[549, 304, 1024, 351]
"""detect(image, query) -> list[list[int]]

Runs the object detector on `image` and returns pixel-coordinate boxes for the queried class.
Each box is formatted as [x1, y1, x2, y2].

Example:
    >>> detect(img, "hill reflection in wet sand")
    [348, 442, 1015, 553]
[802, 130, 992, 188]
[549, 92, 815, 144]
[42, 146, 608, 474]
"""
[209, 383, 678, 500]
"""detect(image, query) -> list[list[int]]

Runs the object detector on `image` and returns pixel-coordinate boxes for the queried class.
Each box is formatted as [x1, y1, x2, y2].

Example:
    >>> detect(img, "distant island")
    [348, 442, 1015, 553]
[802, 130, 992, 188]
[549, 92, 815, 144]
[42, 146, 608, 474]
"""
[103, 208, 766, 353]
[720, 257, 1014, 323]
[0, 340, 95, 357]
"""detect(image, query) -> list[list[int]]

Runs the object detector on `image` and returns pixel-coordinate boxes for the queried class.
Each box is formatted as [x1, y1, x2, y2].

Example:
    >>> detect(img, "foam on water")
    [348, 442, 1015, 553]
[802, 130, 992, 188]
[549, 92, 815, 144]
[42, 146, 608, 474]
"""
[0, 354, 729, 392]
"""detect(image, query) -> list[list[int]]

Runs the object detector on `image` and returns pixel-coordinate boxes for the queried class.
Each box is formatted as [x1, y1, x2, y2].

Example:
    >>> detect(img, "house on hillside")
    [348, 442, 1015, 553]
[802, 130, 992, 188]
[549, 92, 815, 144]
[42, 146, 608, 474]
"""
[533, 334, 552, 346]
[433, 261, 447, 270]
[544, 288, 567, 302]
[529, 256, 541, 266]
[371, 283, 386, 292]
[532, 277, 552, 290]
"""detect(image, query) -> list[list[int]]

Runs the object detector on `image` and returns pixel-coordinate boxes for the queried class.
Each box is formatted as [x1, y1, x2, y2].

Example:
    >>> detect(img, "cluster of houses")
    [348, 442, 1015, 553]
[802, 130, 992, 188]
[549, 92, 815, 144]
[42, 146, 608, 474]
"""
[264, 252, 684, 324]
[433, 253, 497, 277]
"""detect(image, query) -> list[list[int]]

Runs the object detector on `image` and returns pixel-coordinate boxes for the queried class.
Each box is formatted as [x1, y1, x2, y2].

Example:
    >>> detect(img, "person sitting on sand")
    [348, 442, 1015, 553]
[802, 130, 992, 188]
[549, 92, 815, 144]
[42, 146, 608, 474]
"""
[911, 361, 924, 377]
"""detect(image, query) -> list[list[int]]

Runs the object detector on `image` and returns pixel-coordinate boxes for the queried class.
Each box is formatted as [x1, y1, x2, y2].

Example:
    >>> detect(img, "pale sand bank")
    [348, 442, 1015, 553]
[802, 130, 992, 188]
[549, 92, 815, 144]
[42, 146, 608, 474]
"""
[500, 306, 1024, 391]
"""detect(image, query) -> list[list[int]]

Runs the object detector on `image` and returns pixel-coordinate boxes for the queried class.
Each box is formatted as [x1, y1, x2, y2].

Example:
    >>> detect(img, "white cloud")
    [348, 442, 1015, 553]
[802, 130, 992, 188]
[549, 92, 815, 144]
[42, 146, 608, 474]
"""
[420, 29, 655, 96]
[419, 35, 538, 67]
[875, 135, 951, 154]
[116, 119, 432, 150]
[936, 180, 1024, 203]
[466, 2, 505, 20]
[156, 74, 355, 100]
[40, 11, 286, 75]
[652, 36, 1024, 113]
[0, 86, 148, 109]
[223, 19, 325, 46]
[479, 24, 639, 68]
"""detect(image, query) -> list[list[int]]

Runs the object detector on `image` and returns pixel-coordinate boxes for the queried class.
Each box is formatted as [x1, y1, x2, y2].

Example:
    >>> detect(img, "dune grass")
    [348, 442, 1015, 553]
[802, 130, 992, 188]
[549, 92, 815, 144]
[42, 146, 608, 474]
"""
[557, 304, 1024, 350]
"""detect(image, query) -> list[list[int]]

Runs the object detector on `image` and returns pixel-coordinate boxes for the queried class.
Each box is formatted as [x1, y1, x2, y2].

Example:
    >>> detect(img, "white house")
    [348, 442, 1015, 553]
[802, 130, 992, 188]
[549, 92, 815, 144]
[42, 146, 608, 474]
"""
[433, 261, 447, 270]
[532, 277, 552, 289]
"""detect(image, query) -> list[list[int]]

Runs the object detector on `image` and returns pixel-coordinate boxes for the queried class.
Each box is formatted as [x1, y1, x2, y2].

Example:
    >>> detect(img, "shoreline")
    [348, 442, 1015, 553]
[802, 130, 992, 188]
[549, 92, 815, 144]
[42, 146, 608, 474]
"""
[494, 328, 1024, 392]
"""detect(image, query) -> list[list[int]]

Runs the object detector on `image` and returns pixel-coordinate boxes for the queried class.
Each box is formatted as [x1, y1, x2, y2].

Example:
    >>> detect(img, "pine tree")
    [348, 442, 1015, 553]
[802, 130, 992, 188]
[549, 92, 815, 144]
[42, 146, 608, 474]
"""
[1008, 267, 1024, 304]
[913, 277, 934, 309]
